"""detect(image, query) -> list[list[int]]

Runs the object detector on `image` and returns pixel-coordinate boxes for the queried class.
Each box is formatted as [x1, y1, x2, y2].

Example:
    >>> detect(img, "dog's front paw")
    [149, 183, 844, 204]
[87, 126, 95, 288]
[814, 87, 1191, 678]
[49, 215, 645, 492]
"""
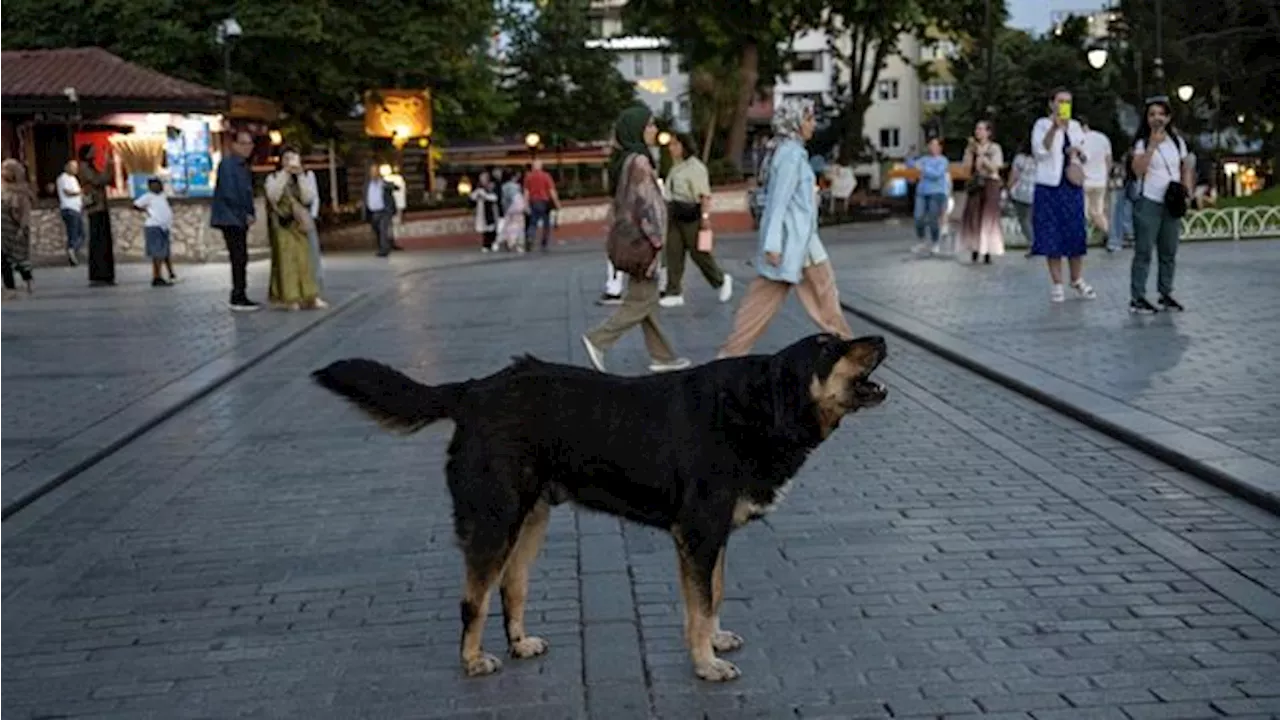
[712, 629, 744, 653]
[694, 657, 741, 682]
[463, 652, 503, 677]
[509, 636, 549, 659]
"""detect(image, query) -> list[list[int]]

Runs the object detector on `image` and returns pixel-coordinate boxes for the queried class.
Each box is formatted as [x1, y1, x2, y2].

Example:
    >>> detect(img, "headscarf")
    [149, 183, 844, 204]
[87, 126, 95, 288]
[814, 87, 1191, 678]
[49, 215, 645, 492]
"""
[607, 103, 653, 195]
[756, 96, 814, 191]
[2, 159, 34, 205]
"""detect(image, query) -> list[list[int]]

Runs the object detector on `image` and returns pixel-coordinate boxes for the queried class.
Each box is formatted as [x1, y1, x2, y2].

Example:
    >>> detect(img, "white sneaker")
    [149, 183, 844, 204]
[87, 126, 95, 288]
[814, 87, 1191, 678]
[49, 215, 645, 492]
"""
[1050, 284, 1066, 303]
[659, 295, 685, 308]
[911, 242, 928, 254]
[649, 357, 692, 373]
[581, 335, 606, 372]
[718, 275, 733, 303]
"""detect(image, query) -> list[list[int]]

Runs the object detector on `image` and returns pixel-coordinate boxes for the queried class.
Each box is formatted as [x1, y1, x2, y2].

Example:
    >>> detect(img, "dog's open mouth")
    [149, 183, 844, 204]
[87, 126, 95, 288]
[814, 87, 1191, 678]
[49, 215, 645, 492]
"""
[852, 377, 888, 406]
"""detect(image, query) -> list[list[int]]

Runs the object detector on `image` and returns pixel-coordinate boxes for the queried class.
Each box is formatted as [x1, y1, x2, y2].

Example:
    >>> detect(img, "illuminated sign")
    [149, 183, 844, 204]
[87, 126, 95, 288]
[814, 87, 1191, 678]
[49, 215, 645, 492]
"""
[364, 89, 433, 146]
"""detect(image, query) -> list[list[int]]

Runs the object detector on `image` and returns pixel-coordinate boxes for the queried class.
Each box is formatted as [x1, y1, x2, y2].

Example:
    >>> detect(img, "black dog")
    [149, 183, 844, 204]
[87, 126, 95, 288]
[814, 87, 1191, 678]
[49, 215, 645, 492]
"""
[312, 334, 888, 682]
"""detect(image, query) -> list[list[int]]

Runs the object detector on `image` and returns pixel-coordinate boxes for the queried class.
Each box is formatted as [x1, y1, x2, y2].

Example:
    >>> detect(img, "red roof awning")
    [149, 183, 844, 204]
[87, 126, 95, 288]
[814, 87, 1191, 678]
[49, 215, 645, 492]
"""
[1, 47, 225, 116]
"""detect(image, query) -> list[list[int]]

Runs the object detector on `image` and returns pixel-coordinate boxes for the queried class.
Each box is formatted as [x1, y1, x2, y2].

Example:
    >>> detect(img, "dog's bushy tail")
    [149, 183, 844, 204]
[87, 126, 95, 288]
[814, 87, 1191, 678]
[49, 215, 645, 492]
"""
[312, 359, 468, 434]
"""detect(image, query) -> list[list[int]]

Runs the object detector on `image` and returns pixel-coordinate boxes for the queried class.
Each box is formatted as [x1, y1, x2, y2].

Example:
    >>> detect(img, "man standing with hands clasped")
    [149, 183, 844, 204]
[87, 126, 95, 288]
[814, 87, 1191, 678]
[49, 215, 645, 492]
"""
[211, 131, 260, 311]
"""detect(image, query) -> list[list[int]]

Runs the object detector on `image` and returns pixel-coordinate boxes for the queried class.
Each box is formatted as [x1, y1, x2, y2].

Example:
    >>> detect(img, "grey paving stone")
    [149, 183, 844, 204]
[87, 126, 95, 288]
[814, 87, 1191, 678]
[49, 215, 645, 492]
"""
[5, 241, 1280, 719]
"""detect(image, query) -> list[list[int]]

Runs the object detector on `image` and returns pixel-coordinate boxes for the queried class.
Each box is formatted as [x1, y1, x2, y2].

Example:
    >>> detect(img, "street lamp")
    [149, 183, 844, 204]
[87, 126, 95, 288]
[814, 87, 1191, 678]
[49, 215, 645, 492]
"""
[457, 177, 473, 196]
[1177, 84, 1194, 102]
[214, 18, 242, 113]
[1087, 48, 1109, 70]
[657, 131, 672, 146]
[524, 132, 540, 159]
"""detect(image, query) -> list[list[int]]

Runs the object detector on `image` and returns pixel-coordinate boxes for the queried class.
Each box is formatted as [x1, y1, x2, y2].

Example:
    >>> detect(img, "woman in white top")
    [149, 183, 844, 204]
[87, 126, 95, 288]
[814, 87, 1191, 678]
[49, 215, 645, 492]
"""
[1127, 96, 1193, 314]
[1029, 88, 1096, 303]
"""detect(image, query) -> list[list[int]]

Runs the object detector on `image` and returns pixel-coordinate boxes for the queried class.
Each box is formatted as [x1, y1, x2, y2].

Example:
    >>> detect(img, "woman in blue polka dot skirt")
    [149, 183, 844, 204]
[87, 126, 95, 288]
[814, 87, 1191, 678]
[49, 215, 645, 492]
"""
[1029, 88, 1097, 303]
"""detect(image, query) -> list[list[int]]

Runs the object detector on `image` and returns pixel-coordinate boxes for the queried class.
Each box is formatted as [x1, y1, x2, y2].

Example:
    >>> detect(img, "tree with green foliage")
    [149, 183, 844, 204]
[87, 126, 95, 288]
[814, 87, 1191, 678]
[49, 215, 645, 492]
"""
[1, 0, 511, 144]
[625, 0, 827, 167]
[820, 0, 997, 164]
[499, 0, 637, 144]
[943, 22, 1120, 157]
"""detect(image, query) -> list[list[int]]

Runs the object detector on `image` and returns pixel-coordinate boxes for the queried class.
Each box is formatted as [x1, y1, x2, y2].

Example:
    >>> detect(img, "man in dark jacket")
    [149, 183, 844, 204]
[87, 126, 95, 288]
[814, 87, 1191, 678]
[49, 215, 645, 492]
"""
[211, 131, 259, 311]
[364, 165, 399, 256]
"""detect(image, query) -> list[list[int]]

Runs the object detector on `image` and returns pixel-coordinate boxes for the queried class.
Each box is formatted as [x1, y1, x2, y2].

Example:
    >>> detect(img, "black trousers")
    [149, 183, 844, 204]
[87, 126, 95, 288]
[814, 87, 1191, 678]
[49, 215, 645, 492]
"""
[87, 211, 115, 284]
[219, 226, 249, 301]
[2, 253, 32, 289]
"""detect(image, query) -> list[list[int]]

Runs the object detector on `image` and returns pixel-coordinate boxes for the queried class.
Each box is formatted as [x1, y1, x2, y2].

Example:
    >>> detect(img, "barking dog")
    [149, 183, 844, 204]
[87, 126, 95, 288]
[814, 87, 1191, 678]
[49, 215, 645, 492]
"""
[312, 333, 888, 681]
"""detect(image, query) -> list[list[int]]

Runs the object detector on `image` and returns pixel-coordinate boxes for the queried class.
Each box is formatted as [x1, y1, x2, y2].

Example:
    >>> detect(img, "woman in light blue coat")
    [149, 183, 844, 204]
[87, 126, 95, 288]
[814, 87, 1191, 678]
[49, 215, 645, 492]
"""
[718, 98, 853, 357]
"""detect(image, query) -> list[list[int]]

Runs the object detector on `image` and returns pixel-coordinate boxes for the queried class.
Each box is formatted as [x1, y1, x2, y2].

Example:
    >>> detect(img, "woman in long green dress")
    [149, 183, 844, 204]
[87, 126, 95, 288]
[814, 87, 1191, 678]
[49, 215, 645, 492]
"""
[265, 148, 325, 310]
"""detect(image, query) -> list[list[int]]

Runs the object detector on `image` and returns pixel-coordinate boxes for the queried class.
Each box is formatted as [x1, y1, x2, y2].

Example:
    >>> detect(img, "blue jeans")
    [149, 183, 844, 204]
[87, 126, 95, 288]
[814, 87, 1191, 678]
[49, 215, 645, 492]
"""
[914, 193, 946, 243]
[1109, 185, 1134, 250]
[61, 209, 85, 253]
[526, 200, 553, 249]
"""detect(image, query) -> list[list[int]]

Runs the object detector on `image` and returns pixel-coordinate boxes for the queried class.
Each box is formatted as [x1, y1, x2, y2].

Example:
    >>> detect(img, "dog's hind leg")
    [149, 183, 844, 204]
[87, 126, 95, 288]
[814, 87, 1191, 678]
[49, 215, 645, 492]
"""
[674, 527, 740, 682]
[710, 547, 744, 653]
[501, 500, 551, 660]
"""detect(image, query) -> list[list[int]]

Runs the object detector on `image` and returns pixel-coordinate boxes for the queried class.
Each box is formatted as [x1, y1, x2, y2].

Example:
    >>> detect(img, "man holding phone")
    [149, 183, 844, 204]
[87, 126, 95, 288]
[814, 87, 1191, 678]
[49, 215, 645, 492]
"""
[1029, 88, 1096, 303]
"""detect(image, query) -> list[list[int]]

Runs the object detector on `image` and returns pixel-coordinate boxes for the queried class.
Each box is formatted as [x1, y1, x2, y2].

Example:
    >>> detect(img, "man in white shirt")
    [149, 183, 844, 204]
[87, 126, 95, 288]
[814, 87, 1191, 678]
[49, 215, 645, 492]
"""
[1079, 117, 1112, 242]
[364, 165, 398, 257]
[56, 160, 85, 266]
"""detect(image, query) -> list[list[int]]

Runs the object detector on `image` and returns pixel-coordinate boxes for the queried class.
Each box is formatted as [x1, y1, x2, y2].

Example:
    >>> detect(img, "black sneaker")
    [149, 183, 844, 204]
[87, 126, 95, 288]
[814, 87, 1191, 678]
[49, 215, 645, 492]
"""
[596, 293, 623, 306]
[1159, 294, 1185, 312]
[1129, 297, 1158, 314]
[228, 298, 262, 312]
[151, 277, 173, 287]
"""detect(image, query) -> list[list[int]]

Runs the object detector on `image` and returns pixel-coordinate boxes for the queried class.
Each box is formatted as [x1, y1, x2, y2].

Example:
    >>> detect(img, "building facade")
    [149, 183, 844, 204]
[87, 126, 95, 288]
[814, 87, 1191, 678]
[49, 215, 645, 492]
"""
[586, 0, 692, 131]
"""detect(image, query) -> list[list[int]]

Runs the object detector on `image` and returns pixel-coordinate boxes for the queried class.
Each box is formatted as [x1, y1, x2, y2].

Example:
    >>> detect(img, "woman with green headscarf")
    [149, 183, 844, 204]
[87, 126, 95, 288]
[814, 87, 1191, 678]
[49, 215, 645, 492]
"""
[582, 104, 691, 374]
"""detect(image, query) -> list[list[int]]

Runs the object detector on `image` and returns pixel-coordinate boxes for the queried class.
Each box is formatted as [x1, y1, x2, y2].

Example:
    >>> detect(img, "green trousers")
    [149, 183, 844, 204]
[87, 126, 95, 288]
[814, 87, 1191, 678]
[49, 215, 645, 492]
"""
[1130, 197, 1181, 301]
[663, 215, 725, 297]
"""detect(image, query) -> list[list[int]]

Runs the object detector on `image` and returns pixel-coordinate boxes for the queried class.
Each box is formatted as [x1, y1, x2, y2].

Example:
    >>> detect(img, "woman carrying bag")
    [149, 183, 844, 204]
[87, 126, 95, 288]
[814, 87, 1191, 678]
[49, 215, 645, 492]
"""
[581, 105, 691, 374]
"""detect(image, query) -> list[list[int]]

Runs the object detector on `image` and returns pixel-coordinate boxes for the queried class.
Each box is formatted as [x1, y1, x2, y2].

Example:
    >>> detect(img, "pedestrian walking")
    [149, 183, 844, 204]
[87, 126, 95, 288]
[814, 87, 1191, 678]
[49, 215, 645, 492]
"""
[1029, 88, 1096, 303]
[1079, 115, 1113, 245]
[210, 131, 259, 310]
[1, 159, 35, 298]
[470, 171, 500, 252]
[1107, 152, 1135, 252]
[78, 143, 117, 286]
[133, 177, 177, 287]
[499, 170, 527, 252]
[907, 138, 950, 255]
[717, 97, 854, 359]
[56, 159, 85, 266]
[959, 119, 1005, 264]
[659, 131, 732, 308]
[300, 163, 325, 292]
[1007, 146, 1037, 253]
[1128, 95, 1192, 314]
[523, 159, 559, 251]
[582, 104, 690, 374]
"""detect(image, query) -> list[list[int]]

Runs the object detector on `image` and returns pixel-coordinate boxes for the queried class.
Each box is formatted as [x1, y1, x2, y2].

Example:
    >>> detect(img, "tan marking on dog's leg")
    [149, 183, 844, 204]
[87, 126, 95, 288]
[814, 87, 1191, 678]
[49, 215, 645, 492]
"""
[710, 548, 743, 653]
[460, 563, 503, 677]
[501, 501, 551, 660]
[676, 547, 741, 682]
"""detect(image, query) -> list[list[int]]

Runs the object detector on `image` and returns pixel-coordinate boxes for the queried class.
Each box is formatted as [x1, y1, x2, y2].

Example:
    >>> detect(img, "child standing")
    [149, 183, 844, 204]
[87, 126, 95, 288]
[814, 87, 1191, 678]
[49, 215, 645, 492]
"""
[134, 178, 177, 287]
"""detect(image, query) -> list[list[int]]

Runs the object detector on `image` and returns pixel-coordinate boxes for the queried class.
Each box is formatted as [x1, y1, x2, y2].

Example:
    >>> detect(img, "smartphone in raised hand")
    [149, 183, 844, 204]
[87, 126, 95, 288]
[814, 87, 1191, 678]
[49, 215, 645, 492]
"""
[1058, 101, 1072, 120]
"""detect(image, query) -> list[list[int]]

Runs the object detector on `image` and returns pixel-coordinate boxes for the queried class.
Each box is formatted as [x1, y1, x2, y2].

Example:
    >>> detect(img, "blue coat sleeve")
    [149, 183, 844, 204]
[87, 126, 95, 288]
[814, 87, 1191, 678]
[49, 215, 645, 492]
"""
[760, 149, 800, 255]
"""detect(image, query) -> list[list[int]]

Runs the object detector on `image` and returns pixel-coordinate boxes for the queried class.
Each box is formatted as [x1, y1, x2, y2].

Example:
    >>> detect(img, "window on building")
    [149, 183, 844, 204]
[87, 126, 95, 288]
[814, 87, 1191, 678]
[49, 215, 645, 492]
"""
[662, 100, 673, 118]
[792, 52, 823, 73]
[879, 127, 901, 150]
[589, 17, 604, 38]
[924, 83, 954, 104]
[633, 53, 644, 76]
[925, 40, 957, 60]
[677, 54, 686, 72]
[877, 79, 899, 101]
[678, 99, 691, 119]
[662, 53, 671, 74]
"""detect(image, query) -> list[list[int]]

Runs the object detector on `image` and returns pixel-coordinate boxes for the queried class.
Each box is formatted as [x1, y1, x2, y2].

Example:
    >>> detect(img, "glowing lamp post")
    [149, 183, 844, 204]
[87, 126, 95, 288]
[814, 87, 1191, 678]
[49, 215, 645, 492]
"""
[1087, 48, 1108, 70]
[525, 132, 541, 160]
[1177, 84, 1194, 102]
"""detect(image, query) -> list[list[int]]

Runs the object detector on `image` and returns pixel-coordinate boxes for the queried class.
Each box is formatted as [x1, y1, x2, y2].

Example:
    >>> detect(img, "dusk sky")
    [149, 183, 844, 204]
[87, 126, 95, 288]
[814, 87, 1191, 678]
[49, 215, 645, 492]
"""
[1007, 0, 1112, 33]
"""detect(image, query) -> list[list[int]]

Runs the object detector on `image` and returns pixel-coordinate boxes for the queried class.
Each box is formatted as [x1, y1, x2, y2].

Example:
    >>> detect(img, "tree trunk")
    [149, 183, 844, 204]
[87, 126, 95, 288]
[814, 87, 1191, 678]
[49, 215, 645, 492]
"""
[702, 106, 717, 161]
[836, 95, 871, 165]
[726, 42, 759, 172]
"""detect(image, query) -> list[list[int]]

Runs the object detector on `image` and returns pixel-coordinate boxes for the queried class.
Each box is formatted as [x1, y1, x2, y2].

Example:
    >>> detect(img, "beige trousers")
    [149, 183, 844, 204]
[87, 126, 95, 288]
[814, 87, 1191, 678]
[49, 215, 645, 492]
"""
[586, 276, 678, 362]
[718, 261, 853, 358]
[1085, 187, 1109, 233]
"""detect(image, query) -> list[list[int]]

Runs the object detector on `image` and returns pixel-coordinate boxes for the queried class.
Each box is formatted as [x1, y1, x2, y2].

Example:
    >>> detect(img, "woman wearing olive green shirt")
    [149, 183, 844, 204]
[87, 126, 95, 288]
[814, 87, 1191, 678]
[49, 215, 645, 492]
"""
[659, 132, 732, 308]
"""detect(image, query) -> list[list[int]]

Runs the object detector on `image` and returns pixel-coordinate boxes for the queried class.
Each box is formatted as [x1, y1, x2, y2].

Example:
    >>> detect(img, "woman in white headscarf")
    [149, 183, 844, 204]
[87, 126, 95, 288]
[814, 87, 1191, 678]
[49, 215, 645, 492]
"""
[717, 97, 853, 358]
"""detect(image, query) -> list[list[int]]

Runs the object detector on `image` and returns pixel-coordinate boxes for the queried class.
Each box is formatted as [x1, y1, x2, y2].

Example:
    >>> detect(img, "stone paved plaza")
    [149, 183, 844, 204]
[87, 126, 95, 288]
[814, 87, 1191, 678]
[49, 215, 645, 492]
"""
[3, 239, 1279, 719]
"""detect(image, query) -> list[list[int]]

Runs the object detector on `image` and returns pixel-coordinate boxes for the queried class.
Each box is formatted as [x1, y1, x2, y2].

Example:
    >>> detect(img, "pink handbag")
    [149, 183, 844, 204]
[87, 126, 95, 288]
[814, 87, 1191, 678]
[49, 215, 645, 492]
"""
[696, 228, 714, 253]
